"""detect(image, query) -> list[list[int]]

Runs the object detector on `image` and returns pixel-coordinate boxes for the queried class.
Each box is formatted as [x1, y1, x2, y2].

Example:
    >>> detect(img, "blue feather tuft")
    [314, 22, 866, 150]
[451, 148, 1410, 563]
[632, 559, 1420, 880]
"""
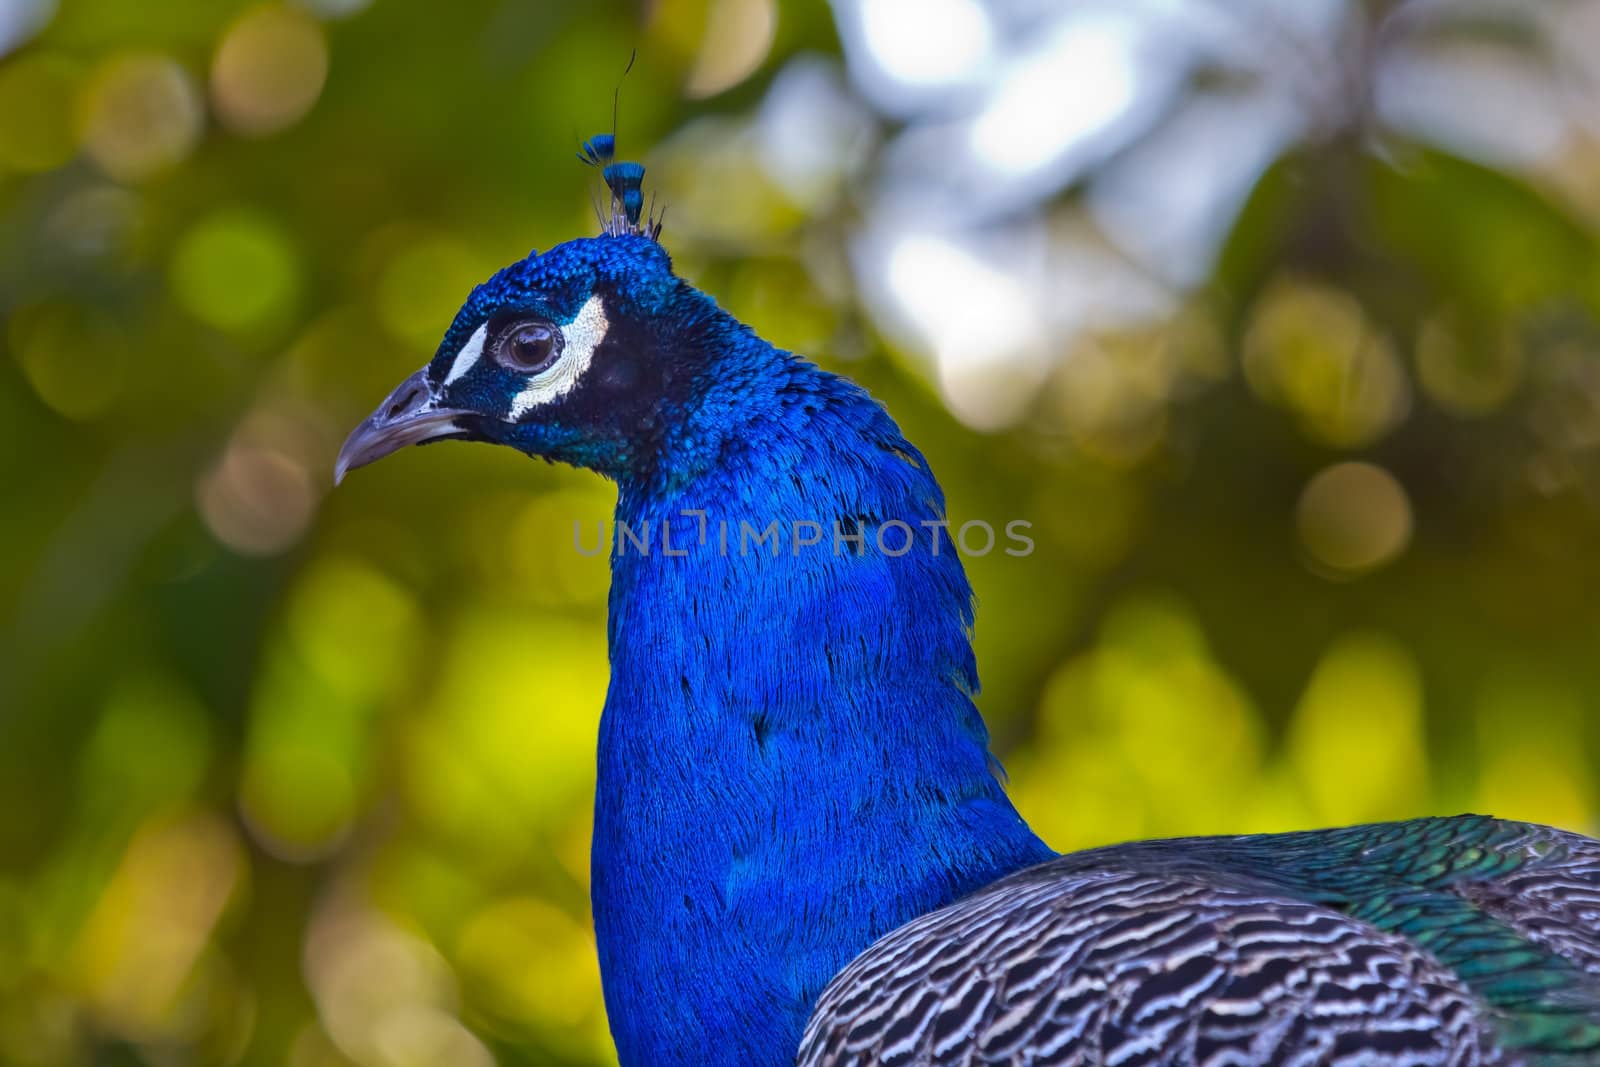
[579, 136, 661, 241]
[602, 161, 647, 228]
[578, 133, 616, 167]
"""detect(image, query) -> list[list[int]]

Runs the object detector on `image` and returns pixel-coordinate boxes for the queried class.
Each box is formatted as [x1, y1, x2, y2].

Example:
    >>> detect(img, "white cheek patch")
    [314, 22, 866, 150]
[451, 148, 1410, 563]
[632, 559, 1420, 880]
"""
[444, 323, 487, 386]
[508, 294, 609, 420]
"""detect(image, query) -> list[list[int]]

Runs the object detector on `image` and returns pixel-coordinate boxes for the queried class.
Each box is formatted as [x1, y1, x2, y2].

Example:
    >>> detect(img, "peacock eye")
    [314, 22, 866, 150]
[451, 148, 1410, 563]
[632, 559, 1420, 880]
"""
[492, 319, 563, 374]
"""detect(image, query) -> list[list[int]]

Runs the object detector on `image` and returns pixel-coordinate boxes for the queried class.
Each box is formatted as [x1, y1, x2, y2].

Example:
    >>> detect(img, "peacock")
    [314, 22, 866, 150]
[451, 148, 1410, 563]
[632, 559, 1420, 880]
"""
[335, 138, 1600, 1066]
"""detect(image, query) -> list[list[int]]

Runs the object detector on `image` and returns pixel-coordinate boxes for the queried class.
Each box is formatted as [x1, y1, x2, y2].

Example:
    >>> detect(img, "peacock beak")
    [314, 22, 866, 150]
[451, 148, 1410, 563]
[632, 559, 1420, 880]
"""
[334, 368, 474, 485]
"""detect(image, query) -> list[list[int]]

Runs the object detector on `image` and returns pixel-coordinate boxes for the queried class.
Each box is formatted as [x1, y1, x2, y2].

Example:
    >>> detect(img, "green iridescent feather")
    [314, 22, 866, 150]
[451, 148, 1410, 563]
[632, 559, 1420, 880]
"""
[1089, 817, 1600, 1060]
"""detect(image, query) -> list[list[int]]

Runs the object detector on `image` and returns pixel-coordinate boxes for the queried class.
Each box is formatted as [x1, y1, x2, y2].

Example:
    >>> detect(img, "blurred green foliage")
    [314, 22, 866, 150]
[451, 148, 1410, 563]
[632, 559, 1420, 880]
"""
[2, 1, 1600, 1065]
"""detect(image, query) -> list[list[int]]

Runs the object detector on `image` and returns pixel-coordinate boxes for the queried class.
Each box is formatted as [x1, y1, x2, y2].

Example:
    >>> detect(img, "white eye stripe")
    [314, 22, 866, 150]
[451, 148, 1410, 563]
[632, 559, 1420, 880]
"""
[443, 323, 487, 386]
[508, 294, 609, 419]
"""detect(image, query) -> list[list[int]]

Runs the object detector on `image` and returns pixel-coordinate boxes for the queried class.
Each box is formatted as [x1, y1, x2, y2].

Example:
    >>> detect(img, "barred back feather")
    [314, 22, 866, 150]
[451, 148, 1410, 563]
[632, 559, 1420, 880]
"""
[799, 816, 1600, 1066]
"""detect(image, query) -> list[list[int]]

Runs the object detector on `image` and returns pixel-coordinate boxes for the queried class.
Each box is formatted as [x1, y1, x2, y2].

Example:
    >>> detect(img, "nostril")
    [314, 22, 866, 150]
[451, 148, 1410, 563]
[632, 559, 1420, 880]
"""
[387, 383, 426, 419]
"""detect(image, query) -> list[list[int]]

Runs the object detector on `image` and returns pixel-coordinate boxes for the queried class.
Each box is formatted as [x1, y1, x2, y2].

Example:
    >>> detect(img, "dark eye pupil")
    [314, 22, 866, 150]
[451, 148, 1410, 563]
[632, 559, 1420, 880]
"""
[511, 327, 549, 363]
[497, 321, 559, 371]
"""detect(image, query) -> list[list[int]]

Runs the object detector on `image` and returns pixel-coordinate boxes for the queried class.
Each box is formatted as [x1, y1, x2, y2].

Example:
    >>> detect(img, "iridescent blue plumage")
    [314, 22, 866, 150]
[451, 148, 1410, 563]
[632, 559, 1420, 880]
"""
[578, 132, 615, 166]
[336, 144, 1600, 1067]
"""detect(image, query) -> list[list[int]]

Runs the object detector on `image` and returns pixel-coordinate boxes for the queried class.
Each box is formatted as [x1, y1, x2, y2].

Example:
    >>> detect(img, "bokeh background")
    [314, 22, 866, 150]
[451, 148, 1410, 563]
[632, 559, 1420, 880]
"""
[4, 0, 1600, 1063]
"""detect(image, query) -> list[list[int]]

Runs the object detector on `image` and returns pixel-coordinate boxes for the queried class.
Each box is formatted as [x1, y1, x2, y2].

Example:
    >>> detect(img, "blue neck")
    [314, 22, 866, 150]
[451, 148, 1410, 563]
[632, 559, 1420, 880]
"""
[589, 331, 1053, 1066]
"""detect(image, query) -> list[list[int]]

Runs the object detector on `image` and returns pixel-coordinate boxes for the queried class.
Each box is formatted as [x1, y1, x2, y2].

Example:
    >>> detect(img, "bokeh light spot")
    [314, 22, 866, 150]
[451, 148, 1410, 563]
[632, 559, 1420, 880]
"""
[1288, 634, 1427, 824]
[285, 555, 421, 699]
[1296, 461, 1413, 577]
[1415, 312, 1523, 416]
[883, 231, 1044, 429]
[684, 0, 776, 99]
[70, 814, 243, 1039]
[494, 488, 613, 606]
[1244, 279, 1409, 447]
[82, 672, 212, 818]
[239, 742, 355, 859]
[0, 0, 55, 57]
[1011, 592, 1264, 851]
[371, 1009, 495, 1067]
[77, 53, 202, 181]
[456, 897, 602, 1031]
[305, 906, 481, 1067]
[7, 301, 127, 420]
[171, 210, 301, 331]
[756, 56, 875, 207]
[1052, 331, 1177, 466]
[374, 235, 489, 353]
[45, 185, 142, 259]
[212, 4, 329, 137]
[858, 0, 991, 87]
[197, 433, 317, 556]
[650, 117, 801, 244]
[971, 16, 1138, 176]
[407, 613, 608, 848]
[0, 52, 79, 172]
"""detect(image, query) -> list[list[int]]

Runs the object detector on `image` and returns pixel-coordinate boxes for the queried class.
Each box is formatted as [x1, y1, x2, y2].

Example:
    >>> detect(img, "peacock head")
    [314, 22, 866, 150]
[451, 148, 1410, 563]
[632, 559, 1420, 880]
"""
[335, 137, 712, 487]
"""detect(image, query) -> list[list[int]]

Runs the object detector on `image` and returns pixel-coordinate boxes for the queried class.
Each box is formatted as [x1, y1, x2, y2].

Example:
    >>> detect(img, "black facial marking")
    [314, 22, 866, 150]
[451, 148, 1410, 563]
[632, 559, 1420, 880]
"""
[596, 352, 643, 392]
[546, 281, 713, 459]
[562, 314, 668, 437]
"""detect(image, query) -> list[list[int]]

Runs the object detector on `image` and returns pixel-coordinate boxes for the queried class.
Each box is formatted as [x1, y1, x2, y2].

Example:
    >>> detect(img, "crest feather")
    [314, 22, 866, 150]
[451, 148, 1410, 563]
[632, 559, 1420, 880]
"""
[580, 134, 662, 240]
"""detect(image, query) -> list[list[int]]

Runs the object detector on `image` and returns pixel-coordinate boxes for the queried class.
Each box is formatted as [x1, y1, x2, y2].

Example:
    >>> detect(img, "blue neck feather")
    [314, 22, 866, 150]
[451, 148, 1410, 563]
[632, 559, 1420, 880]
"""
[589, 297, 1053, 1065]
